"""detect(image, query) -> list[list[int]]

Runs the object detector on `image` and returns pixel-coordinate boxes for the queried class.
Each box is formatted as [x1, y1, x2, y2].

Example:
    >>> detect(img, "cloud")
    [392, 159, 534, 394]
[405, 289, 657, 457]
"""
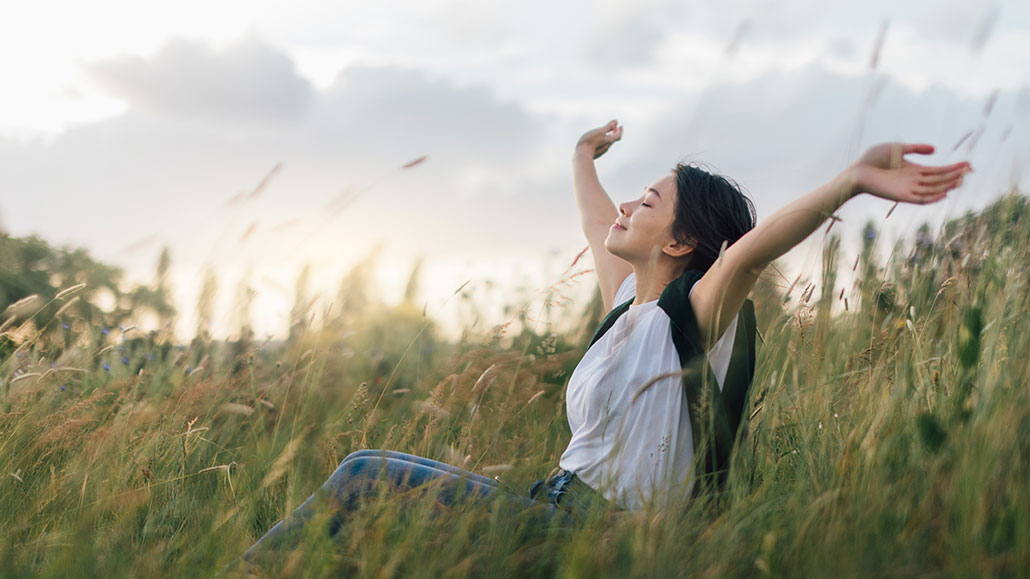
[84, 33, 315, 123]
[309, 64, 543, 165]
[581, 0, 678, 69]
[3, 32, 1027, 337]
[2, 36, 551, 277]
[597, 62, 1029, 242]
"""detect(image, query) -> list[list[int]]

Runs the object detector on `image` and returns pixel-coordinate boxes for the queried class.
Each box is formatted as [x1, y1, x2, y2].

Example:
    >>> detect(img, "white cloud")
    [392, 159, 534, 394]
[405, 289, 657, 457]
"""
[0, 36, 554, 276]
[84, 33, 315, 123]
[590, 62, 1029, 262]
[2, 2, 1029, 338]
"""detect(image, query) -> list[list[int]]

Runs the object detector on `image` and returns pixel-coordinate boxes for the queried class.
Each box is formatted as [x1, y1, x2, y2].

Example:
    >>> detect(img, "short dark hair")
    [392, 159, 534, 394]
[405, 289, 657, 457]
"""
[669, 163, 757, 273]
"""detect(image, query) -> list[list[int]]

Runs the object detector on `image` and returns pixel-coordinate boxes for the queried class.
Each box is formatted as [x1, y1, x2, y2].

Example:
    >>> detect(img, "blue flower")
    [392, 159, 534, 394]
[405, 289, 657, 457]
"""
[101, 327, 110, 335]
[185, 366, 192, 375]
[63, 322, 70, 329]
[122, 357, 130, 365]
[102, 363, 111, 371]
[60, 385, 66, 391]
[119, 324, 126, 331]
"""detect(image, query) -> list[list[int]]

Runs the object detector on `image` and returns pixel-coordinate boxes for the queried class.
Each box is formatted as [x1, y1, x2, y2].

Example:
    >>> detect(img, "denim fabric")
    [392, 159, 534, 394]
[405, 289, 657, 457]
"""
[242, 450, 588, 562]
[529, 468, 623, 523]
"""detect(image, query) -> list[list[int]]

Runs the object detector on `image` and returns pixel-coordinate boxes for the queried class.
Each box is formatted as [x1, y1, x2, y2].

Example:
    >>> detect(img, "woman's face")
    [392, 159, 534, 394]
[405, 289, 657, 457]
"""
[605, 172, 689, 265]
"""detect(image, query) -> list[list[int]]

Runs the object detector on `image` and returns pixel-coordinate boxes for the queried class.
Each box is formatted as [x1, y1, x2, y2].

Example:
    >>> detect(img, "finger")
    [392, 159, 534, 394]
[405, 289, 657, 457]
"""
[919, 166, 968, 185]
[588, 120, 617, 137]
[916, 175, 964, 195]
[918, 161, 971, 176]
[919, 191, 949, 205]
[915, 181, 958, 196]
[908, 188, 950, 204]
[903, 143, 935, 155]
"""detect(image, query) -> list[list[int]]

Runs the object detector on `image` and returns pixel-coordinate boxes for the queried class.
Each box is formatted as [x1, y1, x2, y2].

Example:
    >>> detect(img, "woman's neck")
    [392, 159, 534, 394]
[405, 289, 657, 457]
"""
[631, 262, 686, 305]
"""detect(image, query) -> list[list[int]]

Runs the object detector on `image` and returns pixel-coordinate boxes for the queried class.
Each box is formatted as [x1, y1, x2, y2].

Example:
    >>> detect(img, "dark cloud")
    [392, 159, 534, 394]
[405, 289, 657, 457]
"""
[84, 34, 314, 123]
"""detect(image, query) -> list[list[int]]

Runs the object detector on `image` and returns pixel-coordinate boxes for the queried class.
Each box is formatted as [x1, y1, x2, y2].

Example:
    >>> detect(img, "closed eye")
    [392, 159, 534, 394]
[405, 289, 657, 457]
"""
[641, 203, 651, 208]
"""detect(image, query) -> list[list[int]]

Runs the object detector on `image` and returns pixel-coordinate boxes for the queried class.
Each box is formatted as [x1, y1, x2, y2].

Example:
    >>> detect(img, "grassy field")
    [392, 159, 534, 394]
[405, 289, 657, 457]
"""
[1, 192, 1028, 577]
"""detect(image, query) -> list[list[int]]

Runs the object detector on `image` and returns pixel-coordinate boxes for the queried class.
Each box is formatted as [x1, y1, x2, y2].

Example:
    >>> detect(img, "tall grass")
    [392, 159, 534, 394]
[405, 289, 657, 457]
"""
[1, 192, 1028, 577]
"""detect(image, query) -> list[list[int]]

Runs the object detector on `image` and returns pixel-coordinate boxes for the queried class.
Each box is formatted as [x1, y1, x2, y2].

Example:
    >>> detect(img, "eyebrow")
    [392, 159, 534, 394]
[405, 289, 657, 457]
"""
[645, 187, 662, 200]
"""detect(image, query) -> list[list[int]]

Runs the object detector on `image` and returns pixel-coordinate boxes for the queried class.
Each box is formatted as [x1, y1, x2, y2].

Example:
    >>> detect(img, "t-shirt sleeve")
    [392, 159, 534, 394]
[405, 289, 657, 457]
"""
[613, 271, 635, 305]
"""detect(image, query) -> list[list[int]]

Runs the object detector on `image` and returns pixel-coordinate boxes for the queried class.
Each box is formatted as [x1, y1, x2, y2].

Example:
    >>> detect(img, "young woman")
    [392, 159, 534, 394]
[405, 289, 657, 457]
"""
[242, 120, 971, 559]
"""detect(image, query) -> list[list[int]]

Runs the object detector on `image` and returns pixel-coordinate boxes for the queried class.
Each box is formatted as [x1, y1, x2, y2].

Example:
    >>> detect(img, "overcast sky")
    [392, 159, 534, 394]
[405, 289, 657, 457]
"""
[2, 0, 1028, 340]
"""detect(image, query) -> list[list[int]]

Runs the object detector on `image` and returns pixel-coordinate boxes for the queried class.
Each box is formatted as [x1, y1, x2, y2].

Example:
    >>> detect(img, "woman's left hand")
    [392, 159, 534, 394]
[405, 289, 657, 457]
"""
[849, 142, 972, 205]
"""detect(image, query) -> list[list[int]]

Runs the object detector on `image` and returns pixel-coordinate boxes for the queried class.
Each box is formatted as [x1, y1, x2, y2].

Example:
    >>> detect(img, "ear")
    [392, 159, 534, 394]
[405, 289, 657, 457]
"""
[662, 237, 695, 259]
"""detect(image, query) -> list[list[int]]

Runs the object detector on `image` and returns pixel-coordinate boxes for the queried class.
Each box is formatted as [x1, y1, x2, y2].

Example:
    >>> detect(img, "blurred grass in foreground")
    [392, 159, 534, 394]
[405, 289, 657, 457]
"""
[1, 191, 1028, 577]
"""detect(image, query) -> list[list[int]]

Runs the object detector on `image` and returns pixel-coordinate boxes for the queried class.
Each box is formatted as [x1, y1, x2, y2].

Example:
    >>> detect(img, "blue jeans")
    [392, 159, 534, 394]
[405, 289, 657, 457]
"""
[241, 450, 612, 561]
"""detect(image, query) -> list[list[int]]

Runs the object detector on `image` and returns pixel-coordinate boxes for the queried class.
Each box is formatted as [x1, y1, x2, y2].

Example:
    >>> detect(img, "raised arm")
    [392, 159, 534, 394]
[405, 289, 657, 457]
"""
[689, 143, 972, 350]
[572, 120, 633, 312]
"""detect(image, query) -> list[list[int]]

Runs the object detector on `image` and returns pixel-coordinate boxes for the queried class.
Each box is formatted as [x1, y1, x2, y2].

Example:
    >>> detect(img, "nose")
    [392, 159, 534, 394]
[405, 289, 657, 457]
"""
[618, 201, 632, 217]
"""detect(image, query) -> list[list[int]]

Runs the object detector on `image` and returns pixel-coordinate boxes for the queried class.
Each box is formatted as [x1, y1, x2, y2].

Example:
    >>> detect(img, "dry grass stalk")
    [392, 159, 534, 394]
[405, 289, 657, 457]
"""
[221, 403, 255, 416]
[55, 283, 87, 300]
[261, 437, 303, 489]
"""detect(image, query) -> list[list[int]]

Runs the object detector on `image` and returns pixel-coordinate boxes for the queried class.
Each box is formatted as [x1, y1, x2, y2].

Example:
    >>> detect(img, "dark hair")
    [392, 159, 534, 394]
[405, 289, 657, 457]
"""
[669, 163, 757, 273]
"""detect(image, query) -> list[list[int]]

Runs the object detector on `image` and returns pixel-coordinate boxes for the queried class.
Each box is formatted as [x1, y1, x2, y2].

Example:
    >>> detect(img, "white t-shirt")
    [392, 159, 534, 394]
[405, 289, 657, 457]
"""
[559, 271, 739, 510]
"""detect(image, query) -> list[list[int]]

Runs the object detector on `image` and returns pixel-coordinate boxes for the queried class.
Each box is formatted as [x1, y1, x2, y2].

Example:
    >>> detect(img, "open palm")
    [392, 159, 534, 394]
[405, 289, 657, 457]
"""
[854, 143, 971, 205]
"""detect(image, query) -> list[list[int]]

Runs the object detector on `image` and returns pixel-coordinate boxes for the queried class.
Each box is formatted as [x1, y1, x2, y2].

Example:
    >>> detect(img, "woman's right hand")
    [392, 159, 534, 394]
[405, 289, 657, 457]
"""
[575, 120, 623, 160]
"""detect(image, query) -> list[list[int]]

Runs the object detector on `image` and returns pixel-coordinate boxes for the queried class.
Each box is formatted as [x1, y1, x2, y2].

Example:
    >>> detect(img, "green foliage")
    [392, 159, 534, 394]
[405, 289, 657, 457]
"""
[1, 192, 1029, 577]
[0, 235, 177, 352]
[915, 411, 946, 452]
[958, 305, 983, 370]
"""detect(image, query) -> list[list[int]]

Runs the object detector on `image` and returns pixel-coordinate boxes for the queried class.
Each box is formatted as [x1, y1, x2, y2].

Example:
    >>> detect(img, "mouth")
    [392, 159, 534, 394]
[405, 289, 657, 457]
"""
[612, 221, 627, 231]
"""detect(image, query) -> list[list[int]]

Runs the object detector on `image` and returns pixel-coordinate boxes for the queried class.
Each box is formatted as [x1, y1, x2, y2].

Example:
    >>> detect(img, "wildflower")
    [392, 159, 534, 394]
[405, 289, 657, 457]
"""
[63, 322, 70, 329]
[60, 385, 66, 391]
[122, 356, 130, 365]
[102, 327, 110, 335]
[186, 366, 192, 375]
[102, 363, 110, 371]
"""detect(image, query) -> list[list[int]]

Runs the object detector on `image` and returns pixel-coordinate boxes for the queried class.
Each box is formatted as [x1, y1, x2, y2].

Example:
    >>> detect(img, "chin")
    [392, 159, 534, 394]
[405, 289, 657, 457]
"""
[604, 241, 626, 261]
